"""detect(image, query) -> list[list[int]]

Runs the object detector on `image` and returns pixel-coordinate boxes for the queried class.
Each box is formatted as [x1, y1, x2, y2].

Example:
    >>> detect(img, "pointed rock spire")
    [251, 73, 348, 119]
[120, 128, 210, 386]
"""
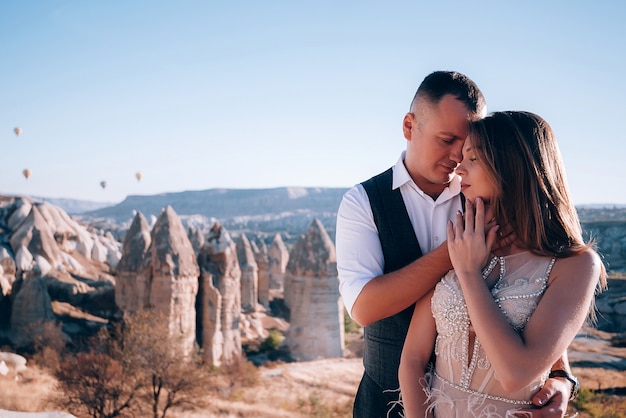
[286, 218, 336, 277]
[115, 211, 152, 313]
[268, 232, 289, 290]
[236, 234, 258, 313]
[147, 206, 199, 357]
[284, 219, 343, 362]
[150, 206, 199, 277]
[117, 211, 151, 272]
[10, 205, 62, 271]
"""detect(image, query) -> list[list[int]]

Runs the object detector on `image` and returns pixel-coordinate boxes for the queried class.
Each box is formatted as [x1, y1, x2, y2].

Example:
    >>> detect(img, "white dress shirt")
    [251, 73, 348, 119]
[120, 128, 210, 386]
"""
[336, 151, 463, 317]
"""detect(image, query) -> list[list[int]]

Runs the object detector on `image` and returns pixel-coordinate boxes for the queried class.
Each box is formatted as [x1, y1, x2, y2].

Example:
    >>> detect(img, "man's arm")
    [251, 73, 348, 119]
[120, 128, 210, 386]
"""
[352, 244, 452, 326]
[336, 185, 453, 327]
[514, 351, 575, 417]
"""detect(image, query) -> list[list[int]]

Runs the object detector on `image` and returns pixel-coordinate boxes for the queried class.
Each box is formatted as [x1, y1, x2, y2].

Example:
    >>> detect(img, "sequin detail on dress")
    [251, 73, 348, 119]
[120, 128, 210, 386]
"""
[427, 252, 555, 417]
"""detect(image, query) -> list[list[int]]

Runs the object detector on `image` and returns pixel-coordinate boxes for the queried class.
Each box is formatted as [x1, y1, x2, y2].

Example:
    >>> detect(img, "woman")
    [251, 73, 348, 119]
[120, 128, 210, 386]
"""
[398, 111, 606, 417]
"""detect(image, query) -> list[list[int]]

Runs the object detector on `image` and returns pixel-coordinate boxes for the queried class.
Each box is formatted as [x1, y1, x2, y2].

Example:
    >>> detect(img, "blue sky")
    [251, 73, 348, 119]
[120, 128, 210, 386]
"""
[1, 1, 624, 205]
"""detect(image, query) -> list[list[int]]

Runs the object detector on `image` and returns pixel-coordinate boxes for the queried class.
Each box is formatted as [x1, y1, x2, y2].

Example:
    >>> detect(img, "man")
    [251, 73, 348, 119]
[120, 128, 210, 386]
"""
[336, 71, 576, 417]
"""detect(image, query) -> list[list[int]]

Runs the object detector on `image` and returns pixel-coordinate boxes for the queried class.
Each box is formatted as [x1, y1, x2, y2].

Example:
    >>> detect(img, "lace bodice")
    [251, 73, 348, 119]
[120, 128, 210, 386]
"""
[431, 251, 555, 404]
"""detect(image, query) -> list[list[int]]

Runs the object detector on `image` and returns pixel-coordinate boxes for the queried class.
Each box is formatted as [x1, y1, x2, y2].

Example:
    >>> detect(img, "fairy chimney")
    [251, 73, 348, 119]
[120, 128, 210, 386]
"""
[10, 276, 55, 347]
[188, 226, 205, 254]
[197, 222, 242, 366]
[268, 233, 289, 291]
[115, 211, 152, 313]
[284, 219, 344, 361]
[146, 206, 199, 358]
[236, 234, 258, 313]
[251, 238, 270, 308]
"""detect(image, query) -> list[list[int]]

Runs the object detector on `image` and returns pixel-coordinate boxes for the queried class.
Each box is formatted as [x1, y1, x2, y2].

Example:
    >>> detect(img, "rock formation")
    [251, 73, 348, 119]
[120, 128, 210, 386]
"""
[10, 205, 64, 275]
[145, 206, 199, 358]
[197, 222, 242, 366]
[595, 277, 626, 333]
[583, 221, 626, 272]
[284, 219, 344, 361]
[9, 276, 55, 347]
[0, 196, 122, 337]
[268, 233, 289, 291]
[251, 238, 270, 308]
[0, 197, 121, 281]
[0, 247, 16, 296]
[115, 211, 152, 313]
[236, 234, 258, 313]
[187, 226, 205, 254]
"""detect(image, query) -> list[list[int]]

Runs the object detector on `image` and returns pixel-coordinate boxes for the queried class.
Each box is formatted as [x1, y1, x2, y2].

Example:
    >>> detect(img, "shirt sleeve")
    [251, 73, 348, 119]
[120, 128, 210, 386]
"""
[335, 184, 384, 318]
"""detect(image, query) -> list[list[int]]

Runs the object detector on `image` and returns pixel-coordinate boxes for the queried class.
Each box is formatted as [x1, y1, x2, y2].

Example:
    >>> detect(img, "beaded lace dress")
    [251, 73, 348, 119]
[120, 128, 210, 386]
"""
[426, 251, 555, 418]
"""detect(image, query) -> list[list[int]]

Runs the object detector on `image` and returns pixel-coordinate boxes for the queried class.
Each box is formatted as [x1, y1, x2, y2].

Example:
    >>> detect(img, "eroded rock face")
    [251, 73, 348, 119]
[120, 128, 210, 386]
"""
[583, 221, 626, 272]
[595, 277, 626, 333]
[251, 238, 270, 309]
[236, 234, 258, 313]
[0, 196, 121, 285]
[10, 277, 55, 347]
[0, 247, 16, 296]
[147, 206, 199, 358]
[188, 226, 205, 254]
[10, 205, 63, 273]
[115, 211, 152, 313]
[268, 233, 289, 291]
[284, 219, 344, 361]
[197, 222, 242, 366]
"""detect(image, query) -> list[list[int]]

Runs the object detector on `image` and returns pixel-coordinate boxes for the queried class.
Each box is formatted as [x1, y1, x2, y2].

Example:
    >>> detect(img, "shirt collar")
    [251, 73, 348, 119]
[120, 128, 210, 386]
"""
[392, 151, 461, 201]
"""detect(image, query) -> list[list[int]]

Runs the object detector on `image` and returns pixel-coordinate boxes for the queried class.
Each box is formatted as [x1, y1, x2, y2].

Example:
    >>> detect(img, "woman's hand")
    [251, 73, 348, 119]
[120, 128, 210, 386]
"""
[447, 198, 499, 278]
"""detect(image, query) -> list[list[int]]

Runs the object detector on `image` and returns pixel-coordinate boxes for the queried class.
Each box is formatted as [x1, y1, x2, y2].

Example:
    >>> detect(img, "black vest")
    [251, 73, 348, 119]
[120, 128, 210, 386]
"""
[360, 167, 423, 390]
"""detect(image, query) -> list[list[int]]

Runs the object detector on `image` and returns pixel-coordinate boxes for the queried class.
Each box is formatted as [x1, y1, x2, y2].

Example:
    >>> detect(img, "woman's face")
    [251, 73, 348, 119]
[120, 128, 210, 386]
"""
[456, 135, 498, 204]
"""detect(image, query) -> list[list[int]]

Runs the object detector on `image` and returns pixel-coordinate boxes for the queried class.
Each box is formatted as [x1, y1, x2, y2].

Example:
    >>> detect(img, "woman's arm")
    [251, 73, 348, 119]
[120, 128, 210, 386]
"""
[447, 199, 601, 391]
[399, 290, 437, 418]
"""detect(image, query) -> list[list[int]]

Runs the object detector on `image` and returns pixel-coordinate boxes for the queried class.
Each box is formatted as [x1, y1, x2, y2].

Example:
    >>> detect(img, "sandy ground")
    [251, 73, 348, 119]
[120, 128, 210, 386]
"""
[176, 327, 626, 418]
[1, 328, 624, 417]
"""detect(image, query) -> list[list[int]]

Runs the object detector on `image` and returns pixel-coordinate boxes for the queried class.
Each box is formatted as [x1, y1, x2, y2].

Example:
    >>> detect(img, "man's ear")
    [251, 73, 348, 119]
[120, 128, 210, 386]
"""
[402, 113, 414, 141]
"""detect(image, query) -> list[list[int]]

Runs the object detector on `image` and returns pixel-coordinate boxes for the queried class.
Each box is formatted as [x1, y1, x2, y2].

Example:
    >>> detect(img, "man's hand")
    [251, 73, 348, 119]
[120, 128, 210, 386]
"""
[514, 377, 572, 417]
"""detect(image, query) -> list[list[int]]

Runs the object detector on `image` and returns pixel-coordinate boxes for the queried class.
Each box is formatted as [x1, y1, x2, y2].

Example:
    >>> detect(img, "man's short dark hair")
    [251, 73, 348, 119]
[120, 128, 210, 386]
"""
[411, 71, 486, 117]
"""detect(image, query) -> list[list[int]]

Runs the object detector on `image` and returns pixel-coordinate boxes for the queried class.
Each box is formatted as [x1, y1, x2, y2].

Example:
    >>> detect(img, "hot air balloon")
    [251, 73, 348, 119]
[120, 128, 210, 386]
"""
[22, 169, 31, 179]
[100, 180, 107, 189]
[135, 172, 142, 182]
[14, 127, 22, 136]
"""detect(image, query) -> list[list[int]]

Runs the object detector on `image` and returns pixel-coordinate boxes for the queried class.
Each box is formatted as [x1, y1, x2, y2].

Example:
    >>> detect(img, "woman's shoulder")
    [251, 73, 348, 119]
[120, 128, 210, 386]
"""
[549, 248, 602, 285]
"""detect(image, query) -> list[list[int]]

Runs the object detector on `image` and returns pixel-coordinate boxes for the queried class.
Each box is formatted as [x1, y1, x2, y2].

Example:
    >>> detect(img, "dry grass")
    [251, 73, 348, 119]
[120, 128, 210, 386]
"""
[2, 354, 626, 418]
[2, 322, 625, 417]
[0, 364, 61, 412]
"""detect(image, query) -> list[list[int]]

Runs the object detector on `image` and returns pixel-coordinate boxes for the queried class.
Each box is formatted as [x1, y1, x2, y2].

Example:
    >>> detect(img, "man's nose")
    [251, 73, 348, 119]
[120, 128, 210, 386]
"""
[450, 142, 463, 163]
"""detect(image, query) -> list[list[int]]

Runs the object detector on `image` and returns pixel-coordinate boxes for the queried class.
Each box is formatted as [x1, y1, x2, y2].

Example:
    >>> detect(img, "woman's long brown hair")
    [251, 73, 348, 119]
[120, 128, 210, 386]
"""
[468, 111, 607, 319]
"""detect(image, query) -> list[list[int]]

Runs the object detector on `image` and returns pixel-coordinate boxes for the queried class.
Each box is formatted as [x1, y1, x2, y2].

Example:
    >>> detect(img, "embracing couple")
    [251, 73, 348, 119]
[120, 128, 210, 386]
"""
[336, 71, 606, 417]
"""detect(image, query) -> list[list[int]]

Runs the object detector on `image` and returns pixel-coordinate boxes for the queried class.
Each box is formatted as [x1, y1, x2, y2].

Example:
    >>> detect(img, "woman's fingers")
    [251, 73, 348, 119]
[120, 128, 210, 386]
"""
[455, 210, 464, 237]
[474, 198, 485, 236]
[465, 199, 474, 233]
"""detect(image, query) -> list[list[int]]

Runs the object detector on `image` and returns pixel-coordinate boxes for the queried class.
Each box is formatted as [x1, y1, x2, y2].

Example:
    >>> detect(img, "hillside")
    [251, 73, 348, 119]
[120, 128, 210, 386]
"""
[82, 187, 348, 221]
[63, 190, 626, 272]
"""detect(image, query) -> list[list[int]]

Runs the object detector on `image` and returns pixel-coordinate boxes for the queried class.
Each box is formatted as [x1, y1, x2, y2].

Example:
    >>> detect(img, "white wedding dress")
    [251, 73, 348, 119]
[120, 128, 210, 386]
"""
[427, 251, 555, 417]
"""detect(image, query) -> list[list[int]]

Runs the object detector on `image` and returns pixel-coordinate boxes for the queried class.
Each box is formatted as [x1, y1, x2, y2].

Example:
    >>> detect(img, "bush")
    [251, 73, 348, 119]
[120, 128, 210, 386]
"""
[344, 309, 361, 335]
[259, 329, 284, 353]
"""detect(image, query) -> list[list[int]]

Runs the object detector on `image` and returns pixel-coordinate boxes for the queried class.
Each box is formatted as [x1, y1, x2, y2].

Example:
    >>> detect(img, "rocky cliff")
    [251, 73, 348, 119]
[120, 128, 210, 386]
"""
[1, 192, 625, 362]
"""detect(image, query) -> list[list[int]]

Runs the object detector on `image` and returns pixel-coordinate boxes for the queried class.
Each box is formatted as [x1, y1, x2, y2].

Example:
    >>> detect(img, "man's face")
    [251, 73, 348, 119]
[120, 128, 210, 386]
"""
[402, 94, 472, 199]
